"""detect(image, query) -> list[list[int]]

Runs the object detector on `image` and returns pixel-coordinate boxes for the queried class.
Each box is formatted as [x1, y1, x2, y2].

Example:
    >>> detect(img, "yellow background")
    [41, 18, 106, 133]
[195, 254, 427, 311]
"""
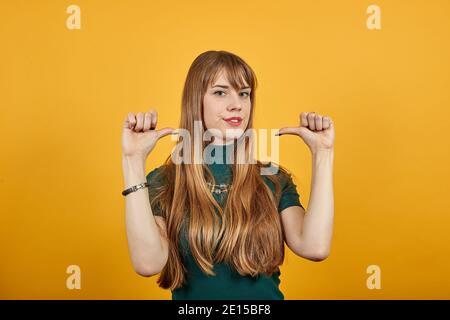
[1, 0, 449, 299]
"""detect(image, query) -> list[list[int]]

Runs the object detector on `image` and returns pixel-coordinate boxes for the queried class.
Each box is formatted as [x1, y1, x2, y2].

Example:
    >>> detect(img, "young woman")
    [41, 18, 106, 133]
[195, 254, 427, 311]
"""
[121, 50, 335, 300]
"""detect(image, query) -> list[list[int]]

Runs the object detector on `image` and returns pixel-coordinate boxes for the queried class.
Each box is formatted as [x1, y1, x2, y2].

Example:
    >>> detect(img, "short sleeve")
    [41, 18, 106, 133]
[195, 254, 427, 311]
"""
[278, 172, 305, 213]
[146, 166, 165, 217]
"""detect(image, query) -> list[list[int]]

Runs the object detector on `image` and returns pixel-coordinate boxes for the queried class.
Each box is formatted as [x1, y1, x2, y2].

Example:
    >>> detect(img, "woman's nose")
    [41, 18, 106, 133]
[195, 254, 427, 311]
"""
[227, 94, 242, 111]
[227, 104, 242, 111]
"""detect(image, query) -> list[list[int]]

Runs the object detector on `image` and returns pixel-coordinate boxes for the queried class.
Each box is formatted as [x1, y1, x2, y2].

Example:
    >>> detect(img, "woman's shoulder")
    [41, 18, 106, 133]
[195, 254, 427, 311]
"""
[258, 161, 303, 211]
[258, 161, 295, 187]
[146, 164, 169, 187]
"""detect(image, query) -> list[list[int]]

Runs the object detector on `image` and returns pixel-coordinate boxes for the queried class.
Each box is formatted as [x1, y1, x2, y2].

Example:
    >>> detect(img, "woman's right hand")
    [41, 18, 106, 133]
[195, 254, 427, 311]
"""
[122, 110, 176, 160]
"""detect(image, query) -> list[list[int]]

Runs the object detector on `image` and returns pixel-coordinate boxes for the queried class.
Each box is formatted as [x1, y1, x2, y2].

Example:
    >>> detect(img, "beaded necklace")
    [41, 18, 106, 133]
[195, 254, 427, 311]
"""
[206, 181, 232, 194]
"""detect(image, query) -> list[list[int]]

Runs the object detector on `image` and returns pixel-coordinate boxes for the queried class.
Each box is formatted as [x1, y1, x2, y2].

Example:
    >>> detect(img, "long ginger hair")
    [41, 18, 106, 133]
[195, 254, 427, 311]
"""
[151, 50, 293, 290]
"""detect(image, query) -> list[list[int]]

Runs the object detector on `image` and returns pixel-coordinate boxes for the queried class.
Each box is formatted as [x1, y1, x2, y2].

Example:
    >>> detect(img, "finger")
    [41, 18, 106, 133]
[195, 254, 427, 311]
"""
[143, 112, 152, 131]
[123, 113, 132, 129]
[157, 127, 176, 139]
[126, 112, 137, 130]
[315, 114, 323, 131]
[323, 116, 330, 129]
[151, 110, 158, 130]
[135, 112, 144, 132]
[276, 127, 300, 136]
[307, 112, 316, 130]
[300, 112, 308, 127]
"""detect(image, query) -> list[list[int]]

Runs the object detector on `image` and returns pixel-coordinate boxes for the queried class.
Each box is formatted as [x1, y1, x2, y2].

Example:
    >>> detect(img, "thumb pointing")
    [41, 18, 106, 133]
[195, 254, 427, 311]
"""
[276, 127, 300, 136]
[157, 127, 177, 139]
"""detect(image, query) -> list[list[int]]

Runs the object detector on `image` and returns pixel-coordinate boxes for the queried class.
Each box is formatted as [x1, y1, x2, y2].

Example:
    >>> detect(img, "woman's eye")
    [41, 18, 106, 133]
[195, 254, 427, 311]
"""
[213, 90, 250, 97]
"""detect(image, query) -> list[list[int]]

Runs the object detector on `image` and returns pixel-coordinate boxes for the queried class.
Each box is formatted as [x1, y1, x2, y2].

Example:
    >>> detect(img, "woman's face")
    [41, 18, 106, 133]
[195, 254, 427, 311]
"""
[202, 70, 252, 145]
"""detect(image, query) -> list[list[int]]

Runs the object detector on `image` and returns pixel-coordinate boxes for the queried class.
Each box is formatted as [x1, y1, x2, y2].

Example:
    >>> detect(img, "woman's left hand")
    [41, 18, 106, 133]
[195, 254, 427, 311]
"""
[276, 112, 335, 153]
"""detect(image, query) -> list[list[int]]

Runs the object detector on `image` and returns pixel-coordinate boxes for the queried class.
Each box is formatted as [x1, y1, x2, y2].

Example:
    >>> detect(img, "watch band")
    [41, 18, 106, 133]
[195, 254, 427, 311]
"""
[122, 182, 149, 196]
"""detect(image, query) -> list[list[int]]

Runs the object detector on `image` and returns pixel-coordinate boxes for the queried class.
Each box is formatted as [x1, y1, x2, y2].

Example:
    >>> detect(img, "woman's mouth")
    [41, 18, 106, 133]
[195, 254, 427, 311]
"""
[223, 117, 243, 127]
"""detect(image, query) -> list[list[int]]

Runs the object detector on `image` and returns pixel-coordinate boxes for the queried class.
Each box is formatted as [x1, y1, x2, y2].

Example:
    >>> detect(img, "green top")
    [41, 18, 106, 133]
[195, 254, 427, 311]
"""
[146, 143, 304, 300]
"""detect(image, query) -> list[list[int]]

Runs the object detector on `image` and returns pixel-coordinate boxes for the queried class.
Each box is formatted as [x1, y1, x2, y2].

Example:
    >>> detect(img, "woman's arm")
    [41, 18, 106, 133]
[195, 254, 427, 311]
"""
[122, 155, 169, 276]
[278, 112, 335, 261]
[302, 149, 334, 258]
[280, 150, 334, 261]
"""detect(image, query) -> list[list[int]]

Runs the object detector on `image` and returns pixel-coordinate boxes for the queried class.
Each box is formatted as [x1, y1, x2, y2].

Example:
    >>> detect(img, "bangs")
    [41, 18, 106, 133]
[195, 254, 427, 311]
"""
[207, 58, 256, 92]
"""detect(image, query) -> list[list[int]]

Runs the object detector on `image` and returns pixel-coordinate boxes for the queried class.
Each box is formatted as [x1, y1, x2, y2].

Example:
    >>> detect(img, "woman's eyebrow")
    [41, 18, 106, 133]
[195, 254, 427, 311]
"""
[212, 84, 229, 89]
[212, 84, 250, 90]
